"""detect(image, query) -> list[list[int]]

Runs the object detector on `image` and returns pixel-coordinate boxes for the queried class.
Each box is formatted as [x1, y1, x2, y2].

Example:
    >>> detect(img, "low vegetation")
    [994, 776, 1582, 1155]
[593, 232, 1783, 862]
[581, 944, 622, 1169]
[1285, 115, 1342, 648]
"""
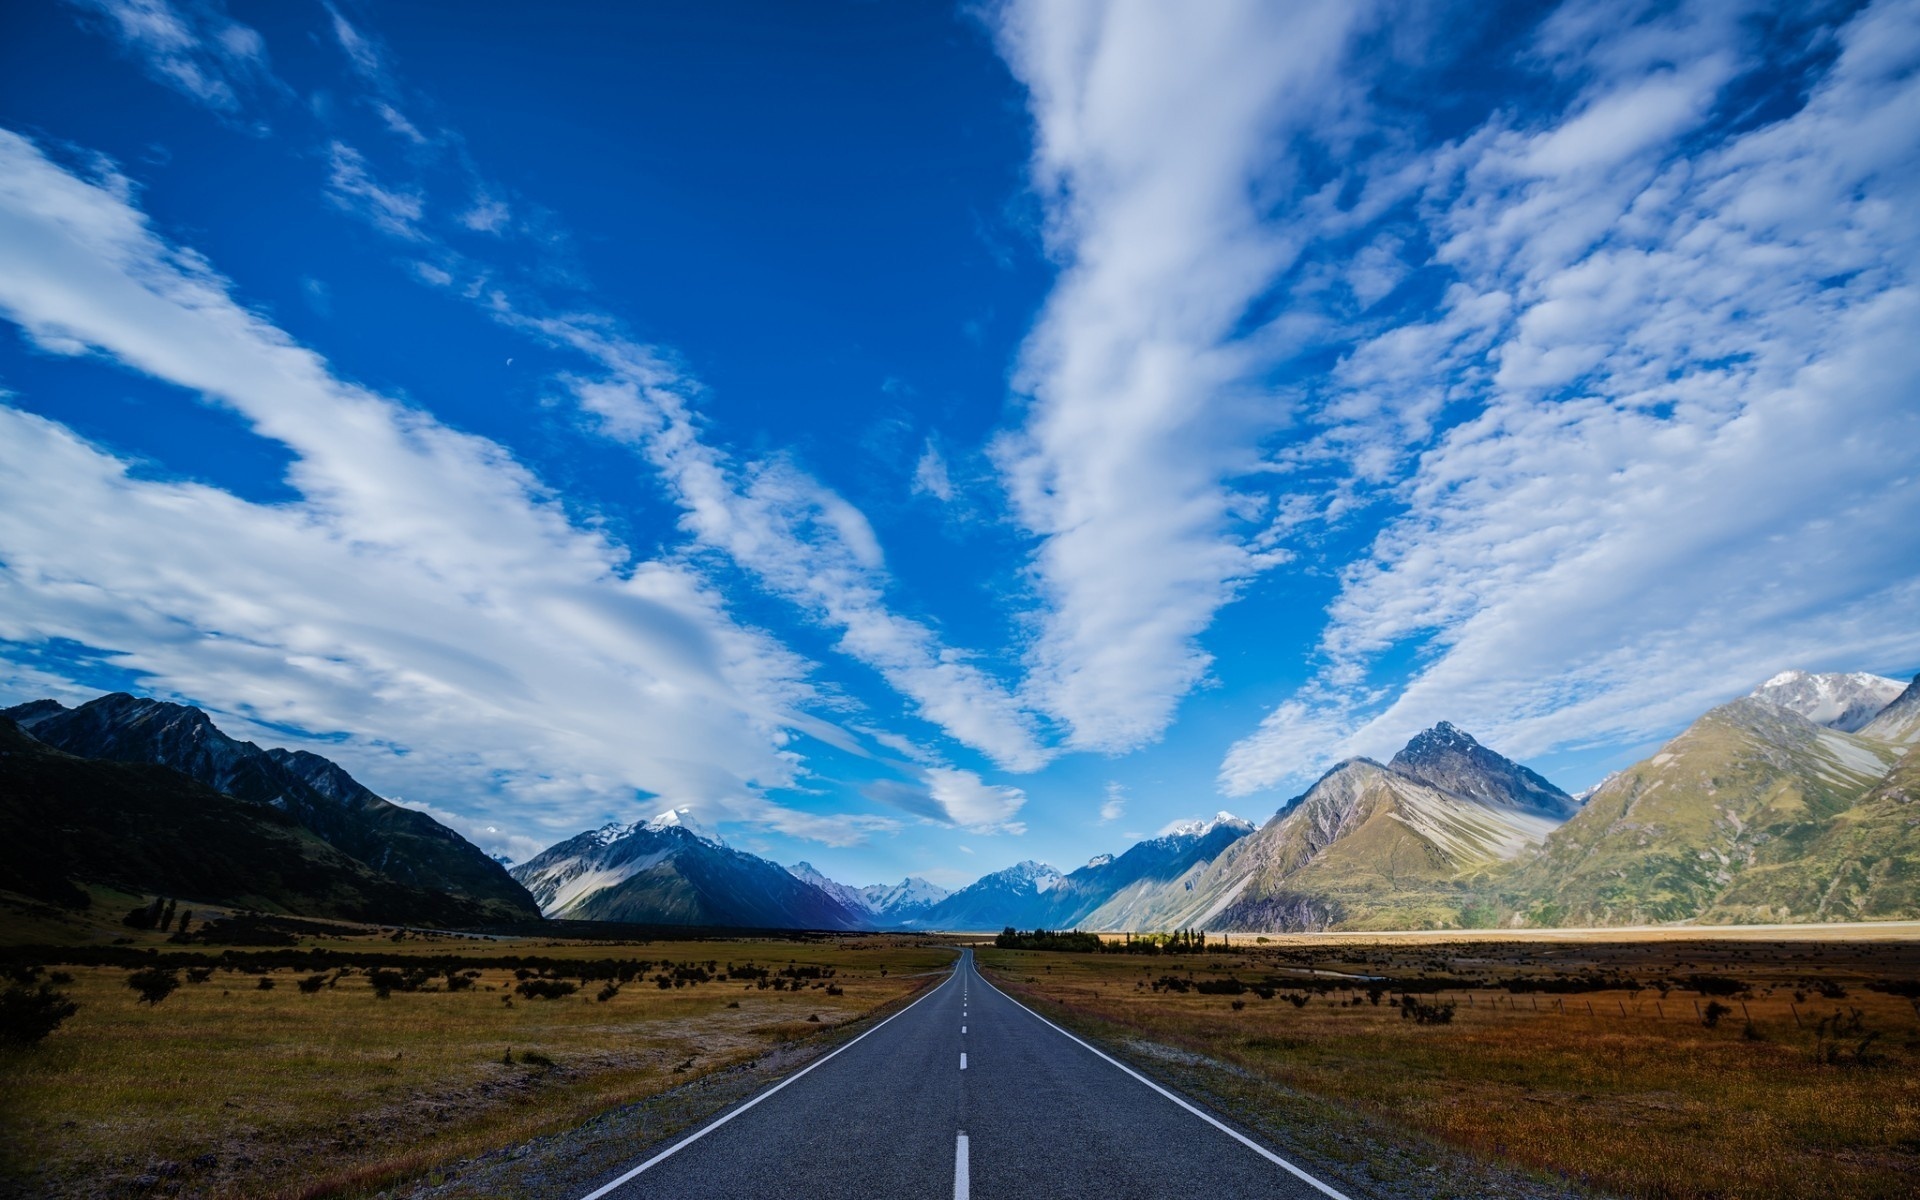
[0, 895, 950, 1200]
[979, 932, 1920, 1199]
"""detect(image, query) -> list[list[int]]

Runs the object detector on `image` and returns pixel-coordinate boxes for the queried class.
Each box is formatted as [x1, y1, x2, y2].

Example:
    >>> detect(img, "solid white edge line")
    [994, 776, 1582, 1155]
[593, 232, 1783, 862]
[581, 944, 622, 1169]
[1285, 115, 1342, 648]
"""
[954, 1131, 970, 1200]
[575, 952, 961, 1200]
[974, 968, 1356, 1200]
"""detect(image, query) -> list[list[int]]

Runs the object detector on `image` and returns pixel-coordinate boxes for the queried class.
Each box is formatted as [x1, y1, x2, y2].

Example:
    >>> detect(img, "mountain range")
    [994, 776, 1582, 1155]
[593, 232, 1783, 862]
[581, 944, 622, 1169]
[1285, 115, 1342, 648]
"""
[507, 814, 869, 929]
[8, 668, 1917, 934]
[3, 687, 541, 921]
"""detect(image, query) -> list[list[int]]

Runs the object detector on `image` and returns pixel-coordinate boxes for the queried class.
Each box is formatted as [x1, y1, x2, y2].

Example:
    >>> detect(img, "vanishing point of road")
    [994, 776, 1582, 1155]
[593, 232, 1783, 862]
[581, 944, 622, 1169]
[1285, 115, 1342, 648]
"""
[575, 947, 1354, 1200]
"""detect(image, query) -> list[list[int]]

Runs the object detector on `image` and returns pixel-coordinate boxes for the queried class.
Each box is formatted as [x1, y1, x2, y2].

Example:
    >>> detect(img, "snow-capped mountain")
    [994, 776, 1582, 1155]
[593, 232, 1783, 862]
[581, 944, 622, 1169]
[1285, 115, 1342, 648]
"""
[915, 860, 1065, 931]
[784, 861, 873, 915]
[781, 864, 951, 926]
[1749, 670, 1906, 733]
[513, 817, 866, 929]
[859, 875, 950, 919]
[1859, 673, 1920, 746]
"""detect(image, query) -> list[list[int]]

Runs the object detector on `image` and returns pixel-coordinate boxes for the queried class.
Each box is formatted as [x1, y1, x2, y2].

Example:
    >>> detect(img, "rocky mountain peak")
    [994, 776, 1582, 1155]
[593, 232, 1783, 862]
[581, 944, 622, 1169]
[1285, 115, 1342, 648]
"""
[1389, 723, 1576, 818]
[1749, 669, 1905, 733]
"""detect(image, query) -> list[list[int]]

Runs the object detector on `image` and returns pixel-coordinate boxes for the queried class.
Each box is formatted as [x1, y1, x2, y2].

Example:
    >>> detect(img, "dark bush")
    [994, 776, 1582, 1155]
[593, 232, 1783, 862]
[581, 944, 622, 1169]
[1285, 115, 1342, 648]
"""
[515, 979, 578, 1001]
[1401, 999, 1456, 1025]
[297, 974, 328, 994]
[127, 967, 180, 1007]
[1194, 978, 1247, 995]
[0, 982, 79, 1044]
[1702, 1000, 1732, 1029]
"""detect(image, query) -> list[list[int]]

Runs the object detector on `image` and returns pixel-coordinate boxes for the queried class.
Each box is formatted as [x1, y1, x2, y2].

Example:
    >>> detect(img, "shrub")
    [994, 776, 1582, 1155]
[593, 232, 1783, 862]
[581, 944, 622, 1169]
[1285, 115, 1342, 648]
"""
[1702, 1000, 1732, 1029]
[1194, 978, 1247, 996]
[596, 983, 620, 1002]
[1401, 999, 1456, 1025]
[256, 977, 276, 991]
[127, 967, 180, 1007]
[297, 974, 328, 995]
[0, 982, 79, 1044]
[515, 979, 578, 1001]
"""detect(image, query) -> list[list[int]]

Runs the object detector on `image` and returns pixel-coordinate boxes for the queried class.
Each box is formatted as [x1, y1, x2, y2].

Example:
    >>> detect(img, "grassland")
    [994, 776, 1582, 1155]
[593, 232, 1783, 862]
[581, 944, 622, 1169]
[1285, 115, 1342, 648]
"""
[977, 932, 1920, 1199]
[0, 891, 952, 1200]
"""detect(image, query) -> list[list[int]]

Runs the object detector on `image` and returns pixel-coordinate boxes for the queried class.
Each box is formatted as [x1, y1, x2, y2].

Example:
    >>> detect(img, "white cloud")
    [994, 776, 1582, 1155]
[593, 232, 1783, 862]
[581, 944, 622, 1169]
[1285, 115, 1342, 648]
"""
[912, 439, 955, 502]
[988, 0, 1374, 753]
[0, 127, 895, 848]
[460, 192, 512, 233]
[923, 767, 1028, 835]
[325, 140, 425, 239]
[1222, 0, 1920, 794]
[528, 343, 1052, 773]
[1097, 780, 1125, 823]
[275, 19, 1054, 775]
[67, 0, 276, 115]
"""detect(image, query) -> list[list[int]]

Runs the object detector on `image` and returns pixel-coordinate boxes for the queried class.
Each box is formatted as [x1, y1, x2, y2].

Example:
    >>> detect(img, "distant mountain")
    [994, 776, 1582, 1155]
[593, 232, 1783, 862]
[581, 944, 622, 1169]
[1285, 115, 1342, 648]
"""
[512, 816, 868, 929]
[1860, 673, 1920, 745]
[859, 875, 950, 920]
[5, 694, 538, 923]
[918, 860, 1065, 931]
[785, 815, 1256, 933]
[1513, 697, 1903, 925]
[1111, 725, 1576, 932]
[782, 864, 949, 926]
[0, 717, 510, 925]
[1064, 814, 1255, 930]
[1748, 669, 1906, 732]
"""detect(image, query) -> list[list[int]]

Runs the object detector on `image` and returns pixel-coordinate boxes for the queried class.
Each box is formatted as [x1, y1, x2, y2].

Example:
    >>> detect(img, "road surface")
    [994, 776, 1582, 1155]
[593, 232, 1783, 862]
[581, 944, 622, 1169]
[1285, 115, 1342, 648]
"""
[577, 948, 1353, 1199]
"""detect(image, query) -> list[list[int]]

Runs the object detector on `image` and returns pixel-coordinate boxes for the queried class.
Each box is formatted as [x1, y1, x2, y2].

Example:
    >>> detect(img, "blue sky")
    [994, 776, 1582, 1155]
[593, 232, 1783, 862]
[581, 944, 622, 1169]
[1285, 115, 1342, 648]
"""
[1, 0, 1916, 890]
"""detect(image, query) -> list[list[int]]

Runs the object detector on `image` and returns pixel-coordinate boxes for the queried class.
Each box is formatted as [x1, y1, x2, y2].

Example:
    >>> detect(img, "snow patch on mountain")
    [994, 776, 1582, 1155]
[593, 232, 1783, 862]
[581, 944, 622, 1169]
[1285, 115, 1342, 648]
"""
[1751, 670, 1905, 733]
[1156, 811, 1252, 838]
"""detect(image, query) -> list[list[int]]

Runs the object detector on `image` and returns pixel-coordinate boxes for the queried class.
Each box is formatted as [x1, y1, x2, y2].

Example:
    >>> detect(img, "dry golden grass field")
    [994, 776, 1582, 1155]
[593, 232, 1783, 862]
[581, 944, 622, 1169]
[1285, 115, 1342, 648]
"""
[977, 933, 1920, 1200]
[0, 894, 952, 1200]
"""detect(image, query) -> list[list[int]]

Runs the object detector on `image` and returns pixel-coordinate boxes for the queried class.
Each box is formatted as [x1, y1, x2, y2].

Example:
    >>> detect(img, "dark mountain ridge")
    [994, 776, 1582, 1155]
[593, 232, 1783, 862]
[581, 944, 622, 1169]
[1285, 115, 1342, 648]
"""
[0, 718, 508, 925]
[4, 693, 538, 923]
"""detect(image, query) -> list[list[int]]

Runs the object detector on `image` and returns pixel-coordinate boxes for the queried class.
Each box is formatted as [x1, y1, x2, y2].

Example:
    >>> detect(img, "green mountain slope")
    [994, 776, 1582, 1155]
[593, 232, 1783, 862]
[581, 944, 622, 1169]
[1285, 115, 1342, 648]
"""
[1512, 698, 1901, 925]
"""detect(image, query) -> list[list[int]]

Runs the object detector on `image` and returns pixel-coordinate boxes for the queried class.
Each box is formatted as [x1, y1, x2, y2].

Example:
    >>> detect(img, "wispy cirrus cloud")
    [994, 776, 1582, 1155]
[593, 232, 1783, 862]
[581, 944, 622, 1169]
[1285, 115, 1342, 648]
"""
[1221, 0, 1920, 793]
[65, 0, 278, 117]
[987, 0, 1374, 754]
[0, 127, 897, 853]
[288, 21, 1054, 775]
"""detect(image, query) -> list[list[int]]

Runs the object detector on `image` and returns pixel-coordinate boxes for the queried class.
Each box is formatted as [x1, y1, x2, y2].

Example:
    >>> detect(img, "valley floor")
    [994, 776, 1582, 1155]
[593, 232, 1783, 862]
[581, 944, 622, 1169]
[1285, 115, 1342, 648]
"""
[0, 894, 951, 1200]
[976, 934, 1920, 1199]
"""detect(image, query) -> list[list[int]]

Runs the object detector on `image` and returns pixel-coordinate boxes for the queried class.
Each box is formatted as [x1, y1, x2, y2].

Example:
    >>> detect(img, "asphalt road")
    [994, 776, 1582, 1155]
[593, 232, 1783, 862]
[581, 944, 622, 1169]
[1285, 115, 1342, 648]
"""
[578, 948, 1353, 1200]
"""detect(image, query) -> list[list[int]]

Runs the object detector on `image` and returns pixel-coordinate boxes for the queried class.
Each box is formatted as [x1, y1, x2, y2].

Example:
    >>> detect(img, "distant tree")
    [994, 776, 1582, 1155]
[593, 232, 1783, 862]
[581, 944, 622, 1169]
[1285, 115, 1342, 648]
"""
[0, 982, 79, 1044]
[1702, 1001, 1732, 1029]
[174, 910, 194, 938]
[158, 899, 177, 932]
[127, 967, 180, 1007]
[122, 898, 162, 930]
